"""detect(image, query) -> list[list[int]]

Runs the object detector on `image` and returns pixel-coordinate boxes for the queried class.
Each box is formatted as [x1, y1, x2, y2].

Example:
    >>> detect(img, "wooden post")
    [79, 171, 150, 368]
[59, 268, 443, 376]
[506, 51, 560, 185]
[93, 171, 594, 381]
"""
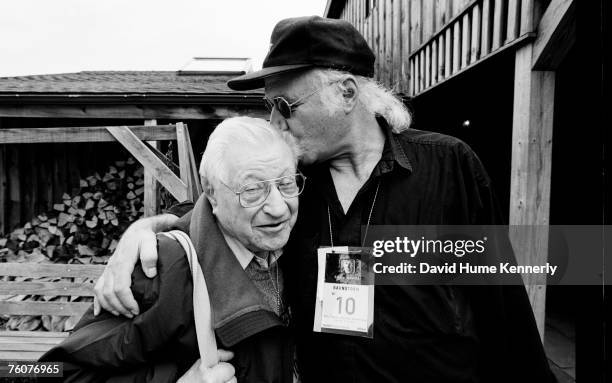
[509, 42, 555, 339]
[144, 119, 159, 217]
[506, 0, 520, 42]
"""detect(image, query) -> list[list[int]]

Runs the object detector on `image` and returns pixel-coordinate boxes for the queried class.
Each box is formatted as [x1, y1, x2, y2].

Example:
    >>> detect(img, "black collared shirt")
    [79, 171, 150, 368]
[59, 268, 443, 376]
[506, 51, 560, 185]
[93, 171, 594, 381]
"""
[282, 118, 553, 383]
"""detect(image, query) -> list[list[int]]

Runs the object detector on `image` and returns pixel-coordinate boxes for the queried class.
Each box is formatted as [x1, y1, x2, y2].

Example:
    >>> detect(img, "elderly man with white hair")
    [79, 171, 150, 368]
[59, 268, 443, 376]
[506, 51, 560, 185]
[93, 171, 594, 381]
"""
[40, 117, 302, 383]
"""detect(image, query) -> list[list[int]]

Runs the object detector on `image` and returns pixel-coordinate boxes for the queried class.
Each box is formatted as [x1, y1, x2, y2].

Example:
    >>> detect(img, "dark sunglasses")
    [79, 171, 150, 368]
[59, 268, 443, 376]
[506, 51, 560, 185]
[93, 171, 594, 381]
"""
[263, 81, 339, 119]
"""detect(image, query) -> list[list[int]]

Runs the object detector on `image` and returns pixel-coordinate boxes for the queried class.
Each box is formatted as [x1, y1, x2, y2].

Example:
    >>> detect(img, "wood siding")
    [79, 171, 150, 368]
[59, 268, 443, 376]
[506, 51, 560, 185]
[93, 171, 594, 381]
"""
[335, 0, 536, 95]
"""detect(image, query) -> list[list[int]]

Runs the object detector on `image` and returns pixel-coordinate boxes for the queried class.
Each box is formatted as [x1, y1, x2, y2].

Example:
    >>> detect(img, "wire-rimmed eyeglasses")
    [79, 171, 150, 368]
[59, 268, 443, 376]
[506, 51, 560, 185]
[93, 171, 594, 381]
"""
[263, 81, 339, 119]
[219, 173, 307, 208]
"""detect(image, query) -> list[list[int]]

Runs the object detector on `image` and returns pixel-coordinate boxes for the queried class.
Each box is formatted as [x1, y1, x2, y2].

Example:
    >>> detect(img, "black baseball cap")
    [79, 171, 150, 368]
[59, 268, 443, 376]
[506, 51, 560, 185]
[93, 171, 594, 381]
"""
[227, 16, 375, 91]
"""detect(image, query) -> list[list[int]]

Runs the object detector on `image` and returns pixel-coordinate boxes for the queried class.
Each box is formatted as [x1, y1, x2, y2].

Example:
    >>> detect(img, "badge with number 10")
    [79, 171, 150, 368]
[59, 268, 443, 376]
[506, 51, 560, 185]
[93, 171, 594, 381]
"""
[313, 246, 375, 338]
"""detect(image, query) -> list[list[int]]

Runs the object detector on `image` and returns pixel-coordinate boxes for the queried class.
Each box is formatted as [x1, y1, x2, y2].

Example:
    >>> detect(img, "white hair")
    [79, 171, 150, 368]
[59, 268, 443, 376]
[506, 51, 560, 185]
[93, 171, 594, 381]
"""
[317, 68, 412, 133]
[199, 116, 299, 194]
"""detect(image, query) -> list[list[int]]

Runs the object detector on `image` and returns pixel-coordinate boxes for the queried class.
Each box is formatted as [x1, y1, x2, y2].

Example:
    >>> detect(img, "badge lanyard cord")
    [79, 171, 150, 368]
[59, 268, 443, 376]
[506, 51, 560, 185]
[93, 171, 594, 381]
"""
[327, 180, 381, 248]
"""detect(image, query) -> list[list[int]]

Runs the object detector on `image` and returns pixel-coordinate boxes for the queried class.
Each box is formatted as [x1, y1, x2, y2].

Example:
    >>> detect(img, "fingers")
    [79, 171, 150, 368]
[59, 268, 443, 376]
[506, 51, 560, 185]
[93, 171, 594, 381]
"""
[217, 349, 234, 362]
[94, 237, 140, 317]
[210, 362, 235, 382]
[138, 230, 159, 278]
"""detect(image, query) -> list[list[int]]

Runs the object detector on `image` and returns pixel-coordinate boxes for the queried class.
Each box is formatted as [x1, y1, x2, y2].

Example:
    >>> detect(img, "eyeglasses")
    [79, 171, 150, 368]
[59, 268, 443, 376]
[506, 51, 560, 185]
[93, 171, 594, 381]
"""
[263, 81, 339, 119]
[219, 173, 307, 208]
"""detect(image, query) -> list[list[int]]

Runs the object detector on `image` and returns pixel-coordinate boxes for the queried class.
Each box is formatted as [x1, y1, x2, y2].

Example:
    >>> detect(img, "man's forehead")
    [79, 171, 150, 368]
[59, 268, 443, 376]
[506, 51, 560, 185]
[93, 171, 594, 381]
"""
[264, 70, 316, 97]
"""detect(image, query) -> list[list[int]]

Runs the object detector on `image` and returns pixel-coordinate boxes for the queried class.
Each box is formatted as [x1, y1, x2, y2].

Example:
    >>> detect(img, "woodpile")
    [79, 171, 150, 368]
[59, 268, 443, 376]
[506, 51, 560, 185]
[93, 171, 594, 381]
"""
[0, 158, 146, 265]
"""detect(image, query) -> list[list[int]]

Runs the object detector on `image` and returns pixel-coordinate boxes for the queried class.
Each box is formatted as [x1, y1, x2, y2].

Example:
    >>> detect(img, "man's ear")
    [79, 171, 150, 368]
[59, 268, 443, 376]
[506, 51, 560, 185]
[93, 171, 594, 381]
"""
[202, 180, 218, 212]
[338, 76, 358, 113]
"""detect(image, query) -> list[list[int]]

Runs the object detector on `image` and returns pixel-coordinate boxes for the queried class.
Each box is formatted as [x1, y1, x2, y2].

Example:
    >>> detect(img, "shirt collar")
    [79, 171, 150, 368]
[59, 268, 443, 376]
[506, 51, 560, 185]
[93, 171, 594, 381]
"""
[373, 115, 413, 175]
[220, 228, 283, 270]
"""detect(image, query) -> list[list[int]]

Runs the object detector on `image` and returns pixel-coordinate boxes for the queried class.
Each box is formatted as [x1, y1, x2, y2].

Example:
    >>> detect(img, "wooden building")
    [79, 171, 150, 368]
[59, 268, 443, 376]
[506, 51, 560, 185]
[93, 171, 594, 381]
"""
[0, 69, 266, 235]
[325, 0, 603, 381]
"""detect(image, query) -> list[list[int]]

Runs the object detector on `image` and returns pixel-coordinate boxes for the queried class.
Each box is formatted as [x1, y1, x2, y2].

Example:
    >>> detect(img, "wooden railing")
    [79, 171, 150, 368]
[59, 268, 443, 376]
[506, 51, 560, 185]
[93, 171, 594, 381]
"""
[408, 0, 535, 96]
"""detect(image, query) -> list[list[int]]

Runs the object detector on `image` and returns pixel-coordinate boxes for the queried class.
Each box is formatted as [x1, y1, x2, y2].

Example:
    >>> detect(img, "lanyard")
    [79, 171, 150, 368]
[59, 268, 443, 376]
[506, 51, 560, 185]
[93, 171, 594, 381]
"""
[327, 180, 381, 248]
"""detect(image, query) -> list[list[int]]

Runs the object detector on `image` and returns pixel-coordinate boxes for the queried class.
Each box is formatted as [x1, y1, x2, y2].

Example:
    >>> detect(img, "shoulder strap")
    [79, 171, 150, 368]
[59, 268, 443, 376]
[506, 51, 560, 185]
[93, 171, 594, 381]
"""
[161, 230, 218, 367]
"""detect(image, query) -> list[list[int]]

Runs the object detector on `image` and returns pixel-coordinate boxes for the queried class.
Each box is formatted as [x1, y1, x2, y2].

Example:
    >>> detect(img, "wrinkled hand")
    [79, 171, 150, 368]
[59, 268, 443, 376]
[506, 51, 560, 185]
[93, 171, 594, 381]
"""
[93, 221, 160, 317]
[178, 350, 236, 383]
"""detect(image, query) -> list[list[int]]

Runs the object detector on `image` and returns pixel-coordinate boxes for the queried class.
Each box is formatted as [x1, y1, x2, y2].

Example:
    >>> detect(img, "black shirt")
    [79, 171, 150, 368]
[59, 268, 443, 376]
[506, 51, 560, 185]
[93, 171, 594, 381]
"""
[282, 118, 553, 383]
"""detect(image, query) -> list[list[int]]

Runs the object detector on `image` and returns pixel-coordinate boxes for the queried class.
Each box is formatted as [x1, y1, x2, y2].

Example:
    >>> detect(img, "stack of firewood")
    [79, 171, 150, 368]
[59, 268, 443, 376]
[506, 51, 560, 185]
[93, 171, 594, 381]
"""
[0, 158, 146, 264]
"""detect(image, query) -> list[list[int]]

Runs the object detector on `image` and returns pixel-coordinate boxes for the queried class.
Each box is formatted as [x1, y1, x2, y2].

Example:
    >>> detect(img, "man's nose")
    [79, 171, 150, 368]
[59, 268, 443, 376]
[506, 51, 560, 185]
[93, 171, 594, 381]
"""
[269, 107, 289, 132]
[262, 185, 288, 217]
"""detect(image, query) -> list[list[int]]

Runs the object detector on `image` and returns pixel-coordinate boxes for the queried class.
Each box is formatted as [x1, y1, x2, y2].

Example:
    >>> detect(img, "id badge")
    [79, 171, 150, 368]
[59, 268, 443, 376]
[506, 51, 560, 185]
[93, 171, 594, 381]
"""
[313, 246, 375, 338]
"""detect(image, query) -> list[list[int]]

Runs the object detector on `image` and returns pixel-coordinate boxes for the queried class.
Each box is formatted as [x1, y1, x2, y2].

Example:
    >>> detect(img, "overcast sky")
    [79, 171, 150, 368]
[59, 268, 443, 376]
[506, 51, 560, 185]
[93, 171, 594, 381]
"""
[0, 0, 327, 77]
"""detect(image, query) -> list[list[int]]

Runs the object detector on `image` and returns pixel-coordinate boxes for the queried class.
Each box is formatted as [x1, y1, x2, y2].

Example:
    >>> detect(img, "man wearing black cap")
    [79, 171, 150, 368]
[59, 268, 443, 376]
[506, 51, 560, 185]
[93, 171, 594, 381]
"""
[95, 16, 555, 383]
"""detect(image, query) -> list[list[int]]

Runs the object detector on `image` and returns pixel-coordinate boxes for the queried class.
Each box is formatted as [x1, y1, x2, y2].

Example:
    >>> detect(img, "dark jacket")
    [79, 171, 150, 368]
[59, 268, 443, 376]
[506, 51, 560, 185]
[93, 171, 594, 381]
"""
[41, 197, 293, 383]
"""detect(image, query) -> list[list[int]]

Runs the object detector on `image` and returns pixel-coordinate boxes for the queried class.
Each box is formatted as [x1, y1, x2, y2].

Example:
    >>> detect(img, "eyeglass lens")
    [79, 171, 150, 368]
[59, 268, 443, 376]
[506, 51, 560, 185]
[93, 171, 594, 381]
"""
[239, 174, 305, 207]
[264, 97, 292, 119]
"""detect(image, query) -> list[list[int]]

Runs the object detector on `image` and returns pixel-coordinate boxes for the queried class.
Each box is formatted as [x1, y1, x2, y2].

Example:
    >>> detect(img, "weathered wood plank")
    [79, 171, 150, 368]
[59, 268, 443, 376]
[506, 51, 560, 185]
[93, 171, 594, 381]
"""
[372, 0, 379, 80]
[437, 35, 445, 79]
[410, 58, 416, 95]
[393, 0, 402, 89]
[492, 0, 504, 50]
[0, 263, 104, 278]
[431, 39, 438, 85]
[401, 0, 411, 92]
[509, 42, 555, 338]
[419, 50, 426, 91]
[520, 0, 535, 34]
[0, 301, 92, 316]
[481, 0, 492, 55]
[144, 119, 160, 217]
[0, 342, 57, 352]
[461, 13, 471, 68]
[385, 0, 394, 86]
[532, 0, 576, 70]
[186, 133, 203, 201]
[0, 105, 268, 120]
[424, 45, 431, 88]
[452, 21, 461, 73]
[7, 146, 21, 229]
[445, 28, 452, 77]
[0, 350, 45, 361]
[0, 126, 177, 144]
[0, 281, 95, 296]
[506, 0, 520, 42]
[0, 331, 69, 338]
[176, 122, 195, 202]
[0, 143, 5, 235]
[106, 126, 189, 202]
[435, 0, 450, 31]
[410, 0, 422, 55]
[470, 4, 481, 63]
[378, 0, 386, 82]
[422, 0, 434, 41]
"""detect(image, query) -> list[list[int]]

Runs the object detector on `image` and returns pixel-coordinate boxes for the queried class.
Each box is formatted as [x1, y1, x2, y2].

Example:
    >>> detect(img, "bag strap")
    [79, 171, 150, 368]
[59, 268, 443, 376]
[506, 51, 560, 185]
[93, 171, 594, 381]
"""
[162, 230, 218, 367]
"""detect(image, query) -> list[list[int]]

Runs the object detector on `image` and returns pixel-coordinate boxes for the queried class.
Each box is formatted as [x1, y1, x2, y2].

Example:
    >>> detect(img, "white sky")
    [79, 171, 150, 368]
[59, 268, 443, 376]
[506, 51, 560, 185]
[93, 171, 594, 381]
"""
[0, 0, 328, 77]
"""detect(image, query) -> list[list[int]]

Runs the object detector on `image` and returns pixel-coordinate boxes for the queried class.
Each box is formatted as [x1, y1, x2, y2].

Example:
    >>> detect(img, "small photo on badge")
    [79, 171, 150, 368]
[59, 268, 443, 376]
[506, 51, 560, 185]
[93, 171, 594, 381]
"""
[325, 252, 362, 284]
